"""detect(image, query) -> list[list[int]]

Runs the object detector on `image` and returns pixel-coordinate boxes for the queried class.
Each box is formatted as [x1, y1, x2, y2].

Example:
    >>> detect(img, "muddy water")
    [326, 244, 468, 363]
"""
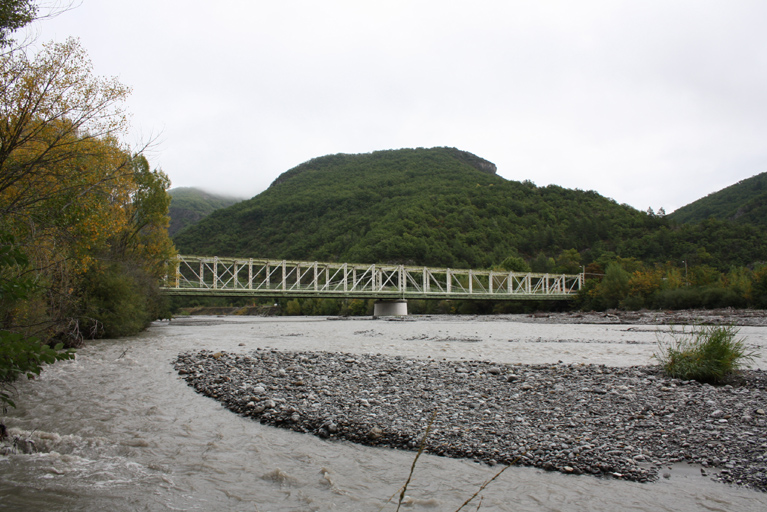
[1, 315, 766, 511]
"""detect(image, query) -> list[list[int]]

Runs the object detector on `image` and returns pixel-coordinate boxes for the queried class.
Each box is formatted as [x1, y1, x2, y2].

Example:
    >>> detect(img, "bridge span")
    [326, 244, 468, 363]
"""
[162, 255, 583, 309]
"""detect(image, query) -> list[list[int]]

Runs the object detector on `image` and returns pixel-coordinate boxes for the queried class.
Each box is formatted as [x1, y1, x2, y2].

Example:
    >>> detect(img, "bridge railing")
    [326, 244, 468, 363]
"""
[162, 255, 583, 300]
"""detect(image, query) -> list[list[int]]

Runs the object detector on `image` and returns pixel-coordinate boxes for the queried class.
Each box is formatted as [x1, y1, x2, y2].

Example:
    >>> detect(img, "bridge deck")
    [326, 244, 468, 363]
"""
[161, 255, 583, 301]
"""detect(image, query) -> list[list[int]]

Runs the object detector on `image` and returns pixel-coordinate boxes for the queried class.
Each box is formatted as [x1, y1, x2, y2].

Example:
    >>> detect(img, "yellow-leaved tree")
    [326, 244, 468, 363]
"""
[1, 37, 175, 344]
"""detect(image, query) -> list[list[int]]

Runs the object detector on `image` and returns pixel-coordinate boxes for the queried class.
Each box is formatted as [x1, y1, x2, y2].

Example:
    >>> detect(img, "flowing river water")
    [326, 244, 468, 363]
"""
[2, 315, 767, 511]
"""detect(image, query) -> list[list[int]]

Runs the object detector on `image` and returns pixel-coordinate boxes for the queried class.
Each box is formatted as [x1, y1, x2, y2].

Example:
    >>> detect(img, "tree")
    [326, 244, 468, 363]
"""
[114, 155, 175, 272]
[555, 248, 581, 274]
[0, 5, 175, 409]
[599, 262, 631, 309]
[0, 38, 131, 219]
[0, 0, 36, 48]
[1, 37, 175, 343]
[753, 266, 767, 308]
[499, 255, 530, 272]
[285, 299, 301, 315]
[78, 154, 175, 338]
[627, 267, 663, 301]
[0, 37, 134, 340]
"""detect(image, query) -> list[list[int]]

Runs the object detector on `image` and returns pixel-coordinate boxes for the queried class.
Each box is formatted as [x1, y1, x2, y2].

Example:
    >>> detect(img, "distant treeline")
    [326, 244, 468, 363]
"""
[578, 258, 767, 311]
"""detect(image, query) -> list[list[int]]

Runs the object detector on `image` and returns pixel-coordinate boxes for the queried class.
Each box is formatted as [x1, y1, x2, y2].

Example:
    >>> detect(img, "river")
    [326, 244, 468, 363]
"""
[1, 315, 766, 511]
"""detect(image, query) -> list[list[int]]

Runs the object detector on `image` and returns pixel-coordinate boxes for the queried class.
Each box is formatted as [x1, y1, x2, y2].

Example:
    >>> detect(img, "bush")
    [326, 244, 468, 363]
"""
[654, 325, 755, 383]
[650, 287, 704, 310]
[80, 262, 167, 338]
[285, 299, 301, 315]
[0, 330, 74, 409]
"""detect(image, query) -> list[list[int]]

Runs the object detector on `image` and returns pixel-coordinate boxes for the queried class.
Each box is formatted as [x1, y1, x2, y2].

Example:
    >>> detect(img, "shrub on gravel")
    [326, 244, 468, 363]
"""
[655, 325, 755, 383]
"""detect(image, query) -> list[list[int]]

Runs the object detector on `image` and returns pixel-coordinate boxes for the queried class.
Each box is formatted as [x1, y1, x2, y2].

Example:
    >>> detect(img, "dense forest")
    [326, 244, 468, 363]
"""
[168, 187, 243, 236]
[174, 148, 767, 314]
[1, 4, 175, 407]
[668, 171, 767, 228]
[173, 148, 655, 267]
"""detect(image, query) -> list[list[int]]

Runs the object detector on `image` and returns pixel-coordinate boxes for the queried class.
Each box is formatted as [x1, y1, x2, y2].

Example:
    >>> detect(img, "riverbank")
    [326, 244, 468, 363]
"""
[517, 308, 767, 326]
[174, 307, 767, 326]
[175, 349, 767, 492]
[176, 305, 280, 316]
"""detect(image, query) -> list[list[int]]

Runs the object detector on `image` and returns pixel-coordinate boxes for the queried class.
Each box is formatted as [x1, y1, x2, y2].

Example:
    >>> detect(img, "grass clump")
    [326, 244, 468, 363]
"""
[655, 325, 755, 383]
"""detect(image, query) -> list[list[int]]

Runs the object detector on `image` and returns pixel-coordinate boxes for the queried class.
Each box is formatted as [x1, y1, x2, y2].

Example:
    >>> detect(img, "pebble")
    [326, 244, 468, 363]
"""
[174, 349, 767, 492]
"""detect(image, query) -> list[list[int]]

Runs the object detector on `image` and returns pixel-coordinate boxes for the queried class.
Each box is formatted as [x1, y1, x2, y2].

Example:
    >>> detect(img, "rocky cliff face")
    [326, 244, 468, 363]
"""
[443, 147, 497, 175]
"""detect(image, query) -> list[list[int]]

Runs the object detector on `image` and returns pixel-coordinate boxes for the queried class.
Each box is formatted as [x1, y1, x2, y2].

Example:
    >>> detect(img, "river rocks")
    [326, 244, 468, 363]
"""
[174, 349, 767, 492]
[515, 309, 767, 326]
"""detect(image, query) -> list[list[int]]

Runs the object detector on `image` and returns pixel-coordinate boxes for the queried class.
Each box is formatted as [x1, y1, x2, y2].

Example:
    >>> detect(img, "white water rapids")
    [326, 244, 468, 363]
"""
[1, 315, 766, 511]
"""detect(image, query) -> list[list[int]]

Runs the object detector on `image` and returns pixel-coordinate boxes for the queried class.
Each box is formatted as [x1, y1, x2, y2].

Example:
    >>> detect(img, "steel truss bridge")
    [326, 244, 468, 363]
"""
[161, 255, 583, 301]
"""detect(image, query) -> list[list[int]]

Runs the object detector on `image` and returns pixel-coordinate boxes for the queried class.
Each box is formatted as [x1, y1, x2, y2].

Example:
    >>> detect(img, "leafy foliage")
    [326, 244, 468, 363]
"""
[499, 255, 531, 273]
[654, 326, 755, 383]
[0, 233, 33, 303]
[0, 235, 74, 409]
[0, 330, 74, 409]
[0, 0, 36, 47]
[577, 256, 767, 312]
[1, 39, 175, 343]
[79, 261, 166, 338]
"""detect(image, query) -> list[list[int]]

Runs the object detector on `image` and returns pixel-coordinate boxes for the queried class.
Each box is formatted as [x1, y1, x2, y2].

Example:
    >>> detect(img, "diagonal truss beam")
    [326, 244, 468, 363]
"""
[163, 255, 583, 301]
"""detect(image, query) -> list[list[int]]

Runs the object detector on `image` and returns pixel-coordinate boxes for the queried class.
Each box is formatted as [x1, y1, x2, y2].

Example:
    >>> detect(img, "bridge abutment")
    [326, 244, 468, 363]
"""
[373, 299, 408, 317]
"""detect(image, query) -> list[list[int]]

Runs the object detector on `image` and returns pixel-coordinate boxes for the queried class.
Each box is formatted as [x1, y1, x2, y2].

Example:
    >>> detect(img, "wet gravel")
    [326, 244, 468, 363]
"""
[174, 349, 767, 491]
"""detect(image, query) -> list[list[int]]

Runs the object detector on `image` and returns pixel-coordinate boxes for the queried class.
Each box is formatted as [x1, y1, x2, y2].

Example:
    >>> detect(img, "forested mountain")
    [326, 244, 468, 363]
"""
[668, 171, 767, 228]
[173, 147, 767, 272]
[168, 187, 243, 236]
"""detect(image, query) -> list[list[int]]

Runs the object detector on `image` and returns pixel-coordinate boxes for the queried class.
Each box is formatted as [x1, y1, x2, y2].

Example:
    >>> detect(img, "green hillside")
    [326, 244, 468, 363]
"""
[172, 147, 767, 272]
[668, 172, 767, 228]
[168, 187, 243, 236]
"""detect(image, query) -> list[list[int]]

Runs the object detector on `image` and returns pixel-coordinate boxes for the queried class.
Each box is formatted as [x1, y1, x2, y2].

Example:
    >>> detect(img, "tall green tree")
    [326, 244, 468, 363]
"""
[79, 155, 175, 338]
[599, 262, 631, 309]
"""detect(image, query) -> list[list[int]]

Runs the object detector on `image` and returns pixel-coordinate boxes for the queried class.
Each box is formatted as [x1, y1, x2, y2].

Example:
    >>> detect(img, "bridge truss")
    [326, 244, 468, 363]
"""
[162, 255, 583, 301]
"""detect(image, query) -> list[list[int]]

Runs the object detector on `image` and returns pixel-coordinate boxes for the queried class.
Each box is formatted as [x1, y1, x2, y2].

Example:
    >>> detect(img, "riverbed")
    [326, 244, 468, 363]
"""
[2, 315, 767, 511]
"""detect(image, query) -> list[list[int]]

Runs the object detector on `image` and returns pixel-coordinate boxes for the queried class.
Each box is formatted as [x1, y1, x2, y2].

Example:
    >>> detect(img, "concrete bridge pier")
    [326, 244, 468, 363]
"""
[373, 299, 408, 317]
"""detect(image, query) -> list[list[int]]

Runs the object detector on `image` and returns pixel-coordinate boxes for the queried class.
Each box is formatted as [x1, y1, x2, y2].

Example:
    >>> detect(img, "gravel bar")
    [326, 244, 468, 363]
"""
[174, 349, 767, 491]
[509, 309, 767, 326]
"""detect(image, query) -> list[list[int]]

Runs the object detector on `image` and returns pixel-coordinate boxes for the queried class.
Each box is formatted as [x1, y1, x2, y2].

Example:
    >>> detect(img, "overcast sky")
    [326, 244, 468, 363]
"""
[27, 0, 767, 212]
